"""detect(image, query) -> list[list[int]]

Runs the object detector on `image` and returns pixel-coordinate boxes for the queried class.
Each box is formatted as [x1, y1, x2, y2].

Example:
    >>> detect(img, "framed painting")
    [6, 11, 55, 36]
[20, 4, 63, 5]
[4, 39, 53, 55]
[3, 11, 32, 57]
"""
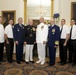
[2, 10, 16, 27]
[71, 2, 76, 21]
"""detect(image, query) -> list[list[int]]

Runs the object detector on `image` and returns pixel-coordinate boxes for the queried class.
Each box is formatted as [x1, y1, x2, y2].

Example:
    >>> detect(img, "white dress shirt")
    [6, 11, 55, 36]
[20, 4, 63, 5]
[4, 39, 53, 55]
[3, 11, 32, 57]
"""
[70, 25, 76, 40]
[5, 24, 13, 39]
[0, 24, 4, 43]
[36, 23, 48, 43]
[60, 25, 70, 39]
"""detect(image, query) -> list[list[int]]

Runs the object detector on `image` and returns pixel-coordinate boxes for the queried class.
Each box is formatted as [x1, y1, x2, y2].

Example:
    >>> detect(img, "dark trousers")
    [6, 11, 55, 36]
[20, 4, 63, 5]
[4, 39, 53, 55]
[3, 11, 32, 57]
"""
[6, 38, 14, 61]
[16, 43, 23, 61]
[68, 40, 76, 63]
[0, 43, 4, 61]
[59, 39, 67, 63]
[48, 46, 56, 64]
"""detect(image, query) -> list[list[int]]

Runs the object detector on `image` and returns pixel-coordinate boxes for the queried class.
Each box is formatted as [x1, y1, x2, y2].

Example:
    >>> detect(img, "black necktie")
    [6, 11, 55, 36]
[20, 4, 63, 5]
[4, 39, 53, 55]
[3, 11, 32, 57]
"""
[12, 26, 14, 39]
[60, 26, 63, 35]
[70, 26, 73, 39]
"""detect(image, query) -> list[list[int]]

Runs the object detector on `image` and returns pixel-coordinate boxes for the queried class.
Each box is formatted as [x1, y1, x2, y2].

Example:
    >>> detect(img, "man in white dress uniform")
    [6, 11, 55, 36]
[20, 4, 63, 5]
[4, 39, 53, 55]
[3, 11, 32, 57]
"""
[36, 17, 48, 65]
[0, 16, 4, 65]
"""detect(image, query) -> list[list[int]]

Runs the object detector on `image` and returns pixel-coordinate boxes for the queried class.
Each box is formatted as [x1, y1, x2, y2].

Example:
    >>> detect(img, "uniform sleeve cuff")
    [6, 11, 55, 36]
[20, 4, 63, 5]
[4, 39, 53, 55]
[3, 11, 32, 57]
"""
[55, 41, 59, 45]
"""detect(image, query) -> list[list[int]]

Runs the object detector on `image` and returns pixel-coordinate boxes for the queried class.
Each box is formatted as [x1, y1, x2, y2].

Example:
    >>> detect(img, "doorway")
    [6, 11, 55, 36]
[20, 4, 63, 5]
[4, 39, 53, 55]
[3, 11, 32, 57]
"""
[71, 2, 76, 20]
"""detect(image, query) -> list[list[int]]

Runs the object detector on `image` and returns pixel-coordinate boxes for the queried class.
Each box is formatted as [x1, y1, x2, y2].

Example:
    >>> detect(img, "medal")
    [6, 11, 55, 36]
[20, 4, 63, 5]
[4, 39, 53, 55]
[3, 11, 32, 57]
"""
[17, 28, 19, 31]
[52, 29, 55, 34]
[41, 26, 44, 30]
[31, 28, 32, 31]
[32, 27, 36, 31]
[29, 33, 33, 37]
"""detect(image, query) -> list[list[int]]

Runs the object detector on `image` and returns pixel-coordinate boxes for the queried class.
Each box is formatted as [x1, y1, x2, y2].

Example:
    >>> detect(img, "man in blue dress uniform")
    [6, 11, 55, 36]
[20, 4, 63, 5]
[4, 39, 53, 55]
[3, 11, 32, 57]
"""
[13, 17, 25, 64]
[48, 19, 60, 66]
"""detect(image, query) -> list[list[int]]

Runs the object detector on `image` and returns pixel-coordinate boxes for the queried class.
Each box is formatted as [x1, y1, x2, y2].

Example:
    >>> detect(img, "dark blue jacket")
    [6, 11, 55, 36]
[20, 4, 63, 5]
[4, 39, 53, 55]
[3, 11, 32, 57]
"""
[48, 25, 60, 47]
[24, 25, 36, 44]
[13, 24, 25, 43]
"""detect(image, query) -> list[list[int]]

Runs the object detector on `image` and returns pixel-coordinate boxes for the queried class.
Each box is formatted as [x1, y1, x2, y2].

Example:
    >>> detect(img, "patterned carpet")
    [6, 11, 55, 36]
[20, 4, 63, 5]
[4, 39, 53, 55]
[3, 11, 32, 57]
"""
[0, 54, 76, 75]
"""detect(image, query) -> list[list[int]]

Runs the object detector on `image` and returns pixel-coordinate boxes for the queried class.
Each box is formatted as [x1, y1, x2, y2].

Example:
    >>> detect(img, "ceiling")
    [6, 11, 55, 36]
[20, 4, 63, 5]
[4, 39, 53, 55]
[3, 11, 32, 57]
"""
[27, 0, 51, 7]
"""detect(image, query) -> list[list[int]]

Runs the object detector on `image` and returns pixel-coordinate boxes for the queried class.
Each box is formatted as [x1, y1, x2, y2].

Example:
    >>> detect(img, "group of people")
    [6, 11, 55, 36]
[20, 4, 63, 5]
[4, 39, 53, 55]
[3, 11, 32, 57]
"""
[59, 18, 76, 66]
[0, 16, 76, 67]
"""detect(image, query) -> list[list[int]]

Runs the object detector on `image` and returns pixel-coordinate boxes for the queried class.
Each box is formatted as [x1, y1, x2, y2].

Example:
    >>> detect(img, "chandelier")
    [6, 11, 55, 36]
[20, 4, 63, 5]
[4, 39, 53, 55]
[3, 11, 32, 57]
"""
[35, 0, 46, 15]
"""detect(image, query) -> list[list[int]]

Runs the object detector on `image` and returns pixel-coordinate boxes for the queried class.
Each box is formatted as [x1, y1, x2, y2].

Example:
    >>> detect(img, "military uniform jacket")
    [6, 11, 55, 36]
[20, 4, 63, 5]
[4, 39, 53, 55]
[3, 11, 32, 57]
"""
[36, 23, 48, 43]
[13, 24, 25, 43]
[48, 25, 60, 47]
[24, 25, 36, 44]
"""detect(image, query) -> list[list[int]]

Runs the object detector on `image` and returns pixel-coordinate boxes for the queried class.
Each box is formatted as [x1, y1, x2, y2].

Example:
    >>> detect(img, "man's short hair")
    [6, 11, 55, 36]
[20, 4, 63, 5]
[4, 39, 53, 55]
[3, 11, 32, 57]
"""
[61, 19, 66, 22]
[40, 16, 44, 20]
[71, 18, 76, 21]
[9, 19, 14, 22]
[18, 17, 22, 20]
[0, 16, 2, 19]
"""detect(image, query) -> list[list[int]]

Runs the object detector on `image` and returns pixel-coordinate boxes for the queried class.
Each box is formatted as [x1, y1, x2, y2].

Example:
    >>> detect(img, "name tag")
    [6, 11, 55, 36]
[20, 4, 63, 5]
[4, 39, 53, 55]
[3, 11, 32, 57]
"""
[17, 28, 19, 31]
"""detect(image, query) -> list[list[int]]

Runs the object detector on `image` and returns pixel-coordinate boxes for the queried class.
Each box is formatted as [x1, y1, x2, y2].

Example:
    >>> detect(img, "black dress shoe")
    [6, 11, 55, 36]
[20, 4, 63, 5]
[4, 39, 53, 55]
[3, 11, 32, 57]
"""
[30, 61, 34, 63]
[8, 60, 13, 63]
[17, 61, 21, 64]
[0, 62, 1, 65]
[47, 62, 54, 66]
[67, 61, 72, 64]
[47, 62, 50, 64]
[25, 62, 29, 64]
[49, 63, 55, 66]
[72, 63, 76, 66]
[57, 61, 62, 63]
[1, 60, 6, 62]
[21, 60, 25, 62]
[60, 62, 66, 65]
